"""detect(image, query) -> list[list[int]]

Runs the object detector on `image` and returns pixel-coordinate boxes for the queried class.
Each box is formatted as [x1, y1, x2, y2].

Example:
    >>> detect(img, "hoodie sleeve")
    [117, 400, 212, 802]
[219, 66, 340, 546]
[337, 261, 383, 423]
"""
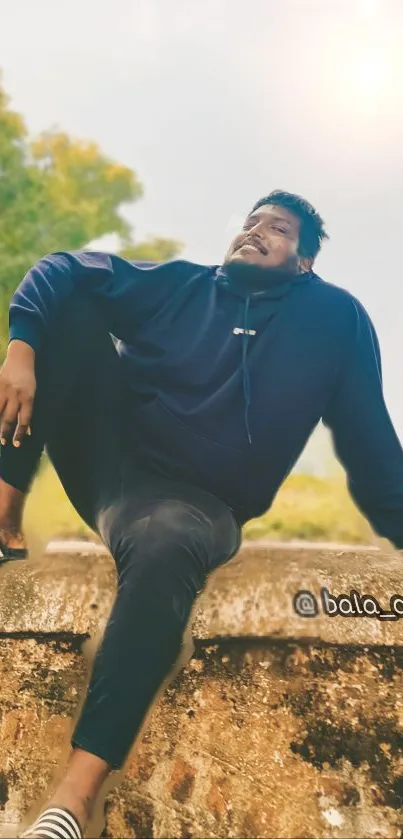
[322, 298, 403, 550]
[8, 251, 176, 352]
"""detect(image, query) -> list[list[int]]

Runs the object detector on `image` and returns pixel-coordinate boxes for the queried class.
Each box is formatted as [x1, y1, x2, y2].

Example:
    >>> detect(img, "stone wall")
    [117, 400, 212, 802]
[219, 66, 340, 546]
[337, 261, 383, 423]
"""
[1, 542, 403, 838]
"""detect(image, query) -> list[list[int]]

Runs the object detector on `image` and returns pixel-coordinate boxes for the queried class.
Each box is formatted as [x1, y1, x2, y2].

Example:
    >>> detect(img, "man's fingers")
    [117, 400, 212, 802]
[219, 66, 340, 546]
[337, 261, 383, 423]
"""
[13, 412, 33, 447]
[0, 396, 19, 445]
[0, 390, 7, 420]
[12, 424, 30, 447]
[13, 399, 34, 446]
[1, 418, 18, 445]
[1, 420, 17, 445]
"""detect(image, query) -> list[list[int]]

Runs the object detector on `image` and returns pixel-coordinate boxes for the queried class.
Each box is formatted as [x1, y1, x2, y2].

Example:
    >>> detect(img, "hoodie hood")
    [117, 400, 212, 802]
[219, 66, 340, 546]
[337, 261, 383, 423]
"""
[214, 264, 314, 300]
[215, 265, 317, 446]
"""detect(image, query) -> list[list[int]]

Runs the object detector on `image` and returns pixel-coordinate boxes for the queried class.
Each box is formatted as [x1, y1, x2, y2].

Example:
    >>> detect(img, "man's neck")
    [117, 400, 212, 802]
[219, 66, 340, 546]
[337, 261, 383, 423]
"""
[222, 262, 306, 295]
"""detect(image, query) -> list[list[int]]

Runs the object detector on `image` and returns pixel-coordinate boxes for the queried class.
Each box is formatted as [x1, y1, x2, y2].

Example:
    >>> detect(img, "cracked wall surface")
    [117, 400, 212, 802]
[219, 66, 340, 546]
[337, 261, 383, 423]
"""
[1, 544, 403, 838]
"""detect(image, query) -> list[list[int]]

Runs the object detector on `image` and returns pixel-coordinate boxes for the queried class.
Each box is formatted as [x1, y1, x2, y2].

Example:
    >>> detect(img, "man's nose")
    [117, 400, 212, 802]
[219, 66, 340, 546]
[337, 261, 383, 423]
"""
[248, 221, 265, 238]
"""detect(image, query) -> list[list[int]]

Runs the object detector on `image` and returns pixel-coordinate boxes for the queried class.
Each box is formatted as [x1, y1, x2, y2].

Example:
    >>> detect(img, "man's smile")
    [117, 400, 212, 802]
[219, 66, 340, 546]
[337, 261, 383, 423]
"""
[236, 237, 268, 256]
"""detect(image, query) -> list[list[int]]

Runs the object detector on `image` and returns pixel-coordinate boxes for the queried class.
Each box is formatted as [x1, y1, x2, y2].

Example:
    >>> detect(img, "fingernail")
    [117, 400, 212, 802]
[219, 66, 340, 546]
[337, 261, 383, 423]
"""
[27, 427, 32, 436]
[13, 441, 21, 448]
[0, 439, 6, 446]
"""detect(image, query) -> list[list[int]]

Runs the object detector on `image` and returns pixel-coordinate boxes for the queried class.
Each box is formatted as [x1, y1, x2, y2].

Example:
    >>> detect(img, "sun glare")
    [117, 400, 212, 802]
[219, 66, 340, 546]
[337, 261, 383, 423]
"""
[353, 54, 388, 96]
[358, 0, 381, 18]
[322, 0, 402, 124]
[332, 46, 397, 117]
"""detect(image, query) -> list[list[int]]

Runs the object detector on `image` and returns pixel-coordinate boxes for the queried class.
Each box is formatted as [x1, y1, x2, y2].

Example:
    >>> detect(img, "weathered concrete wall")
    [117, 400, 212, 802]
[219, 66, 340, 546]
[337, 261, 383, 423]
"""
[1, 542, 403, 838]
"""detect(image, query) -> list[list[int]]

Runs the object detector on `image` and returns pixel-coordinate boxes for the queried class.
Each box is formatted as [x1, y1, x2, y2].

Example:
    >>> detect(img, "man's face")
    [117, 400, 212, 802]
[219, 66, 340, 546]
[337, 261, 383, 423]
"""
[224, 204, 312, 274]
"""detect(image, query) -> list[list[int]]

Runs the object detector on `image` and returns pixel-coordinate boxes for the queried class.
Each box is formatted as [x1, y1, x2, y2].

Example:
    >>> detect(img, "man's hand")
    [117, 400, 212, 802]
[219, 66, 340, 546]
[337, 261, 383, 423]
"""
[0, 341, 36, 447]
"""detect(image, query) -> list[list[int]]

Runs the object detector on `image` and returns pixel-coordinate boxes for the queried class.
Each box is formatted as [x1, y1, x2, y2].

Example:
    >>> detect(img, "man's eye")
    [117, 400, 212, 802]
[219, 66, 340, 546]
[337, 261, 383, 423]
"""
[273, 226, 287, 233]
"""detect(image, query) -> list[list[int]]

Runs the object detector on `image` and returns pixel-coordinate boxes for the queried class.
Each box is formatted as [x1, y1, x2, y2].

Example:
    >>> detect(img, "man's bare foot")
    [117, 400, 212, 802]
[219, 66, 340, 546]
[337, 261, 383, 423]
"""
[22, 749, 111, 837]
[0, 478, 27, 550]
[20, 810, 84, 839]
[0, 527, 27, 551]
[20, 786, 90, 837]
[20, 803, 85, 838]
[43, 782, 90, 834]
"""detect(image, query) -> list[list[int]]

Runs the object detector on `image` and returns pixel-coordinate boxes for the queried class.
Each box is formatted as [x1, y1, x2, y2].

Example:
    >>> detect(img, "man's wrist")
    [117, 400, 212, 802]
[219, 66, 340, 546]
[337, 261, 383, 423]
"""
[7, 339, 36, 361]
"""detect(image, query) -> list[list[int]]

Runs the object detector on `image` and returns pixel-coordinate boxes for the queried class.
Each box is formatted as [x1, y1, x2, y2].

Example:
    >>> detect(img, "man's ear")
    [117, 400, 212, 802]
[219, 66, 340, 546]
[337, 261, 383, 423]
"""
[299, 256, 314, 273]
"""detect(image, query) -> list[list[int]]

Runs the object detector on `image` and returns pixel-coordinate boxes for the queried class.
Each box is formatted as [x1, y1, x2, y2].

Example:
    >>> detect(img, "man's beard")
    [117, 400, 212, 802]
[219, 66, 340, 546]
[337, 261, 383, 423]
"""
[222, 254, 302, 294]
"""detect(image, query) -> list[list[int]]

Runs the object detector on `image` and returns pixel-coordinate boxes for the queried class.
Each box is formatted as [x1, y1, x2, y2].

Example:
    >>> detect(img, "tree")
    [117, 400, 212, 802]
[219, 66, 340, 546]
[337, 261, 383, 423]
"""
[121, 236, 183, 263]
[0, 75, 183, 355]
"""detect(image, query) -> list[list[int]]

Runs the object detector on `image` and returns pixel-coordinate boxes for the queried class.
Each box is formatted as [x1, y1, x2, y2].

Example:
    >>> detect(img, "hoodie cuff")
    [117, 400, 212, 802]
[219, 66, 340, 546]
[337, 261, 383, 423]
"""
[8, 319, 41, 354]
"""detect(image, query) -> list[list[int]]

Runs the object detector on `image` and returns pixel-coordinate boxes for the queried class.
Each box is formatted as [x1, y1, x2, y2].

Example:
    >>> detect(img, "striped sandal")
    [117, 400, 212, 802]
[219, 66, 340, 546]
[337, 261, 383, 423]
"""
[19, 807, 83, 839]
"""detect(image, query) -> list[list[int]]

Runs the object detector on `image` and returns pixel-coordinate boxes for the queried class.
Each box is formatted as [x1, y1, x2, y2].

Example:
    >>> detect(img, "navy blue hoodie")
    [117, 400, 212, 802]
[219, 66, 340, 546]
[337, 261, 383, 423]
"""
[8, 251, 403, 545]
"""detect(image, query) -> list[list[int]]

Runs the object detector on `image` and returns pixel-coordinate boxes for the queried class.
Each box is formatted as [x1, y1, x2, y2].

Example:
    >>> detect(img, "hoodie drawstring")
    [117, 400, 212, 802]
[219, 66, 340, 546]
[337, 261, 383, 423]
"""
[217, 264, 315, 449]
[242, 296, 252, 446]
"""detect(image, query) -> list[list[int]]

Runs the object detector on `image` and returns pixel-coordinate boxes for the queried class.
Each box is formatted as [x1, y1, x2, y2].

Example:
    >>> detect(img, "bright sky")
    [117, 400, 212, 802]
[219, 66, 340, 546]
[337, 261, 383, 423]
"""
[1, 0, 403, 438]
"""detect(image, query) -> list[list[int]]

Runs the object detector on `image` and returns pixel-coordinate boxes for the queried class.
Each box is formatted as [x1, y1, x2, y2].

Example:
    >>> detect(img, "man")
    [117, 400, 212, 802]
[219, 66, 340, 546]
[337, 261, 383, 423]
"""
[1, 189, 403, 839]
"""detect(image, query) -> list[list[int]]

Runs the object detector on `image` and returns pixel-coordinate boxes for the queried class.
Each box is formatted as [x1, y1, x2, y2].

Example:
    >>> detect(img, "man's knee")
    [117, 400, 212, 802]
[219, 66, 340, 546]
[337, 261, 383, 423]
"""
[100, 496, 241, 573]
[148, 497, 241, 567]
[100, 498, 208, 556]
[147, 499, 212, 546]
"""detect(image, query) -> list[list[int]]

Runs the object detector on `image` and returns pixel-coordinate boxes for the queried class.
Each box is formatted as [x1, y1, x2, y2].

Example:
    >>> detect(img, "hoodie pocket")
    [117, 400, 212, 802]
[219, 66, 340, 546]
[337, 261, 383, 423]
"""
[133, 396, 249, 500]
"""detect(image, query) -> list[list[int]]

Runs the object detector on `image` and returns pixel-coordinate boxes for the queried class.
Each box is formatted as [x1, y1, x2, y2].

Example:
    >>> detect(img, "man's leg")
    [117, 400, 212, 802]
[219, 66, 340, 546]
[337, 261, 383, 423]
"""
[21, 478, 240, 836]
[21, 475, 241, 837]
[45, 474, 241, 837]
[0, 291, 130, 545]
[73, 471, 242, 769]
[0, 293, 131, 833]
[2, 295, 242, 836]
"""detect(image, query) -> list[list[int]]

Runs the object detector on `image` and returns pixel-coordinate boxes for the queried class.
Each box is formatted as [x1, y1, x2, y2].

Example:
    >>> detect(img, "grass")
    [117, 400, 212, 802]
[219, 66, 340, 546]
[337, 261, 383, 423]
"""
[24, 458, 375, 547]
[242, 472, 373, 544]
[25, 458, 94, 543]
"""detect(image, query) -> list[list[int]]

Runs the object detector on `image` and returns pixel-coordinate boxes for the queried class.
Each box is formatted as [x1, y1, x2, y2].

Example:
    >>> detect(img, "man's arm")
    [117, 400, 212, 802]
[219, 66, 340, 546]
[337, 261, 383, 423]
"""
[2, 252, 182, 446]
[8, 251, 167, 353]
[322, 299, 403, 550]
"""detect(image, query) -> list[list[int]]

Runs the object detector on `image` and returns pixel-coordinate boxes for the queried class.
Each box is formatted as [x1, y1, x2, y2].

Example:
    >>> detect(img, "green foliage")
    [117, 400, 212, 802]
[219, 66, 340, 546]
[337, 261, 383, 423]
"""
[0, 74, 183, 355]
[121, 236, 184, 263]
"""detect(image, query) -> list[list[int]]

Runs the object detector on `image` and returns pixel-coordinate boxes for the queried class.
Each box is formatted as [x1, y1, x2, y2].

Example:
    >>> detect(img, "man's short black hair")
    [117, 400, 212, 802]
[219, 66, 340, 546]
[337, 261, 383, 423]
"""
[250, 189, 329, 260]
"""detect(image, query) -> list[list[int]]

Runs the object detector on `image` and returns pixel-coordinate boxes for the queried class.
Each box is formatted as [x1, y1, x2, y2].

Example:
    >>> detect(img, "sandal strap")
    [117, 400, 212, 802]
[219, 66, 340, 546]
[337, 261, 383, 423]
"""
[0, 541, 28, 562]
[20, 807, 82, 839]
[0, 542, 28, 562]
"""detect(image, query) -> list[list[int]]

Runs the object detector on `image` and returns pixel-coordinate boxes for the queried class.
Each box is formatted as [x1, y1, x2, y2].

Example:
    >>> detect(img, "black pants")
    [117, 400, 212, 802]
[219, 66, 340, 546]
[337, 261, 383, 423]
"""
[0, 294, 242, 769]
